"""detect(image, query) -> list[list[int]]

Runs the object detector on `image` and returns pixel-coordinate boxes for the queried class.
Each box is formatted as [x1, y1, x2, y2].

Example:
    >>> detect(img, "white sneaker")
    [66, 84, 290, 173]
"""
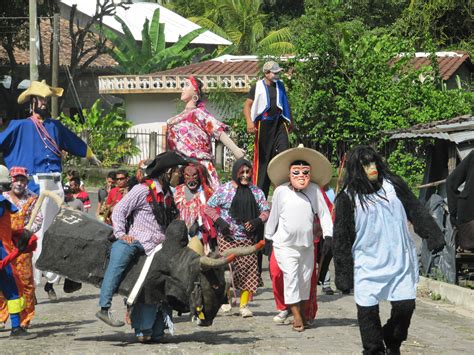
[273, 309, 289, 323]
[219, 303, 232, 314]
[239, 305, 253, 318]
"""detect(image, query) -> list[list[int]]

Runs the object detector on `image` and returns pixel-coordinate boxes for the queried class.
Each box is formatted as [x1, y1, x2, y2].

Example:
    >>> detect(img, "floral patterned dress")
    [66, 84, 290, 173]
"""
[167, 108, 228, 190]
[206, 182, 270, 292]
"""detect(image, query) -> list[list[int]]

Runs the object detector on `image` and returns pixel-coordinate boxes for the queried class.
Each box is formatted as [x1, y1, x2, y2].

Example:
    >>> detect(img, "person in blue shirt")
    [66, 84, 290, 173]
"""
[0, 80, 100, 298]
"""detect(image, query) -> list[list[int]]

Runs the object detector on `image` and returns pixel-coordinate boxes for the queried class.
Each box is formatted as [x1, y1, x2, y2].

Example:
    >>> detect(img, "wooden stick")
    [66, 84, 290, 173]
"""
[417, 179, 446, 189]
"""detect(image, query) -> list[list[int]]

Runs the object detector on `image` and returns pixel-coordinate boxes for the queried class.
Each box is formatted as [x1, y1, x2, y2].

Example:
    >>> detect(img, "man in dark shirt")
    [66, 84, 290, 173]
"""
[243, 61, 292, 197]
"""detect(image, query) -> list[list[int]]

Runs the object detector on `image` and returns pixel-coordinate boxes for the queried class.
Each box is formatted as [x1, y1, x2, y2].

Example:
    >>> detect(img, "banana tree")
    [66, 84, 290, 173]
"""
[104, 8, 206, 74]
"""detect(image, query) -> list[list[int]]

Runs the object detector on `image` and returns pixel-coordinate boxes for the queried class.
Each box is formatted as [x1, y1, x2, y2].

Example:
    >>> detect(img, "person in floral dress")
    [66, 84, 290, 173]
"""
[0, 167, 43, 328]
[167, 76, 244, 190]
[205, 158, 269, 318]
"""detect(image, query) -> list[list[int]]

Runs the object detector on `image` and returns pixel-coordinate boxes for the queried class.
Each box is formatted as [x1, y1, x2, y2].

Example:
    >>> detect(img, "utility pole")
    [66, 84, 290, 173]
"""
[51, 13, 60, 118]
[29, 0, 39, 82]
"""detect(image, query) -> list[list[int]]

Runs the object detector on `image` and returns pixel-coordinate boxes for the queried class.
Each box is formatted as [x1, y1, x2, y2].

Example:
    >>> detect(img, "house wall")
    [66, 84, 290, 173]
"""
[446, 64, 472, 89]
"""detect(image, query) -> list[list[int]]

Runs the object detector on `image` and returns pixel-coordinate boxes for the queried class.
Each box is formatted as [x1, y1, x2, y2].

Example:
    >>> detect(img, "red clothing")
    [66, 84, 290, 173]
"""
[270, 189, 333, 321]
[106, 187, 126, 206]
[74, 191, 91, 210]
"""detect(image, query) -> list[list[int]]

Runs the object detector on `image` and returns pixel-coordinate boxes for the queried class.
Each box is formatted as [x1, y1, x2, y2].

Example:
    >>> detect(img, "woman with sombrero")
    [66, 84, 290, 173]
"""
[265, 144, 333, 332]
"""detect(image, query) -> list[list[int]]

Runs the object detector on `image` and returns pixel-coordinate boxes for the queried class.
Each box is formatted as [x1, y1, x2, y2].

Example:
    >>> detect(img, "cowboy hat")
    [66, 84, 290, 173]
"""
[267, 144, 333, 187]
[17, 80, 63, 104]
[145, 151, 187, 178]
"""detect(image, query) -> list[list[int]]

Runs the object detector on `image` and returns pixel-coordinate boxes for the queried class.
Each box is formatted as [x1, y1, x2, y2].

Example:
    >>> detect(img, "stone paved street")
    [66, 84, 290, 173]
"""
[1, 263, 473, 354]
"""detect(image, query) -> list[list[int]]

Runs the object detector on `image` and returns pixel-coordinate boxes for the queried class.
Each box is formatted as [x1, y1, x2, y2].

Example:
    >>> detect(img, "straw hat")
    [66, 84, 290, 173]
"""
[267, 144, 332, 187]
[17, 80, 63, 104]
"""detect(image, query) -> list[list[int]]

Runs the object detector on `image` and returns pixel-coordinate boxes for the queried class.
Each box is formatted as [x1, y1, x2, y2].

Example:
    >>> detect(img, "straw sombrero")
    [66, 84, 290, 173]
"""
[17, 80, 63, 104]
[267, 144, 333, 187]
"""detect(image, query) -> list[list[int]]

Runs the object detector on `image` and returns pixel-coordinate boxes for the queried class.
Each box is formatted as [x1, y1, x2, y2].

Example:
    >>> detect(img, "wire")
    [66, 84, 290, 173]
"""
[64, 64, 85, 123]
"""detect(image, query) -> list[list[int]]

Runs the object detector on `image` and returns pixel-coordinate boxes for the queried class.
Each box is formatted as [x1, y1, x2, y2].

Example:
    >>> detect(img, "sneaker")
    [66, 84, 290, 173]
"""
[47, 289, 57, 301]
[273, 309, 289, 324]
[137, 335, 152, 343]
[219, 303, 232, 314]
[95, 309, 125, 327]
[9, 327, 37, 340]
[322, 286, 335, 295]
[44, 283, 57, 301]
[239, 305, 253, 318]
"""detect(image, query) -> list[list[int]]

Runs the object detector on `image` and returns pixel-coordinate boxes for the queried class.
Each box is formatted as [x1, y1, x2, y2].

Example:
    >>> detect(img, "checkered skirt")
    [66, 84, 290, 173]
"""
[217, 237, 262, 293]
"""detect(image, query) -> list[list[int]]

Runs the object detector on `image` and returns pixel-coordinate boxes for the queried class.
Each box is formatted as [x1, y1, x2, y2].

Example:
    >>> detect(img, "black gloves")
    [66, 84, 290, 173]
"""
[215, 217, 231, 237]
[189, 221, 200, 238]
[247, 218, 263, 233]
[16, 230, 34, 253]
[429, 239, 446, 255]
[321, 236, 332, 257]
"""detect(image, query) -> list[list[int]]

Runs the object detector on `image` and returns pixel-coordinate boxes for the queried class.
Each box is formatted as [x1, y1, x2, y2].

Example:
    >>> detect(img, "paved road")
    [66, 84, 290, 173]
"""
[1, 188, 472, 353]
[1, 264, 473, 354]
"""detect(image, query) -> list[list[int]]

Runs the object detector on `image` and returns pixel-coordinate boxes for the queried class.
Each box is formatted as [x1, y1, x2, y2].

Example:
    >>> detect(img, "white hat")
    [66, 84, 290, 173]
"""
[267, 144, 332, 187]
[0, 165, 11, 184]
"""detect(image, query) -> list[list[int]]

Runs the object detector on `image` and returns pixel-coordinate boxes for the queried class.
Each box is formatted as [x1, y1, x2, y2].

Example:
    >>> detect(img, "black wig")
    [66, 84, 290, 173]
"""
[342, 145, 397, 209]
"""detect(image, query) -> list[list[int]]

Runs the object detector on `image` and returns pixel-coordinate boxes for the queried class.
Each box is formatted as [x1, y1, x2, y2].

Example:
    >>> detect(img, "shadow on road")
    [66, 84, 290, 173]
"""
[315, 317, 358, 327]
[74, 329, 257, 346]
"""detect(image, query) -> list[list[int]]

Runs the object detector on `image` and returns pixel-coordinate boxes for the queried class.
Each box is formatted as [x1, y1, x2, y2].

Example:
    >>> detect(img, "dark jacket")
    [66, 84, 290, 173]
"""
[332, 175, 445, 292]
[446, 150, 474, 226]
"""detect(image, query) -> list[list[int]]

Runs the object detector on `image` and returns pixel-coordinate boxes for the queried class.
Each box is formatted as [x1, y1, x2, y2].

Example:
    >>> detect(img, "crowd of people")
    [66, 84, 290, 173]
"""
[0, 62, 447, 353]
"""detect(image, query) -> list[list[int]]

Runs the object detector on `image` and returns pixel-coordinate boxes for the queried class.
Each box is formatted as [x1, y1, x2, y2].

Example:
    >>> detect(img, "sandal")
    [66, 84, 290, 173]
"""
[292, 324, 305, 332]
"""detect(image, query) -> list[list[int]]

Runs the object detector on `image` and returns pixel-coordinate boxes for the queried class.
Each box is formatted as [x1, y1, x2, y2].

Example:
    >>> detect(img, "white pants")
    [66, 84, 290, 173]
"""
[32, 173, 64, 285]
[273, 244, 314, 305]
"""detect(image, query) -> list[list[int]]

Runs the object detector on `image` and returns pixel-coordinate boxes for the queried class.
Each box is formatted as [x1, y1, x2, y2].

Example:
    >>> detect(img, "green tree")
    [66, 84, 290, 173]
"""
[60, 100, 139, 168]
[187, 0, 294, 55]
[104, 8, 206, 74]
[289, 0, 473, 188]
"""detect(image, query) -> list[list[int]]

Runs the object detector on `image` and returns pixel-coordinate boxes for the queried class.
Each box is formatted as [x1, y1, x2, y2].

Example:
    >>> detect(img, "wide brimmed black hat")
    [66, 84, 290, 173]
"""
[145, 151, 187, 178]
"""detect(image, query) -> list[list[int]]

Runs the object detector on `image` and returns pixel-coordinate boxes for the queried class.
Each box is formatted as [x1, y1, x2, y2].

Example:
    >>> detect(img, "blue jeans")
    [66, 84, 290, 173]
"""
[99, 239, 144, 309]
[131, 303, 171, 341]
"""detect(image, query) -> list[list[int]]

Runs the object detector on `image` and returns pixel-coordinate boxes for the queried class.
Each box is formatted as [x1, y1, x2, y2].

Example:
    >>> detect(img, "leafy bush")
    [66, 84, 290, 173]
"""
[60, 100, 140, 168]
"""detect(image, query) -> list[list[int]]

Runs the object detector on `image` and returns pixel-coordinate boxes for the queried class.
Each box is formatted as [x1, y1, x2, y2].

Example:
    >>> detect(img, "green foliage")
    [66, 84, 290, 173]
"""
[103, 8, 206, 74]
[186, 0, 294, 55]
[289, 0, 473, 189]
[60, 100, 139, 168]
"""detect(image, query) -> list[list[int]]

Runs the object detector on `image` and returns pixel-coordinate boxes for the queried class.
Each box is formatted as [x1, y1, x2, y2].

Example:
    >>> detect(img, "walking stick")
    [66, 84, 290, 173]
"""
[316, 153, 346, 285]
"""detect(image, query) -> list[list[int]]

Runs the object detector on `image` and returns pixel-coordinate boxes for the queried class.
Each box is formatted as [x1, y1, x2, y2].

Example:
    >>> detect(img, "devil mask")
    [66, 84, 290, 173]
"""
[184, 165, 201, 192]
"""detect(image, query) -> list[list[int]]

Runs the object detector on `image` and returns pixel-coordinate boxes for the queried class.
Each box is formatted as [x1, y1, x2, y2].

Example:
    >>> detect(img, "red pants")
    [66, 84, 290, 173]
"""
[269, 242, 319, 320]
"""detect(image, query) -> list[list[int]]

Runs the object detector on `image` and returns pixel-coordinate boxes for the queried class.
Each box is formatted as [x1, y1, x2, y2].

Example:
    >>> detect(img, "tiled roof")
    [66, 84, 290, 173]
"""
[0, 18, 117, 68]
[151, 59, 260, 76]
[395, 51, 472, 81]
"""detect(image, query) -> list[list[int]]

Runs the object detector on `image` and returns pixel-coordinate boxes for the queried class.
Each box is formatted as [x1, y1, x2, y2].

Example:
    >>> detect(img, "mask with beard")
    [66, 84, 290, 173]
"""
[32, 97, 51, 119]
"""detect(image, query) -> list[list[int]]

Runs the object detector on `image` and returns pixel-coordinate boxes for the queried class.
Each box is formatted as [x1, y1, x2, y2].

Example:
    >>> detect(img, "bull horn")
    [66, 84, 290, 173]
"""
[221, 240, 266, 257]
[200, 254, 236, 268]
[26, 190, 63, 231]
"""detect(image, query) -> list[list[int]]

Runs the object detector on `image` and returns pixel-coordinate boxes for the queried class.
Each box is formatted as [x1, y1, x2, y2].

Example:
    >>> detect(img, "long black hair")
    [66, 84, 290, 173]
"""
[342, 145, 397, 210]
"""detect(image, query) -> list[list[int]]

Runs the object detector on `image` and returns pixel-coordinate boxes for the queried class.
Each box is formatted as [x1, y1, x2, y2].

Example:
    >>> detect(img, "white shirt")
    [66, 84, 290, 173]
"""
[265, 182, 333, 247]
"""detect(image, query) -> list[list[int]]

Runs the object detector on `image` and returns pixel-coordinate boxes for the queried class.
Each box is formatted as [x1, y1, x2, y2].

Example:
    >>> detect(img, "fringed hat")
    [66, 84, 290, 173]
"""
[17, 80, 63, 104]
[267, 144, 333, 187]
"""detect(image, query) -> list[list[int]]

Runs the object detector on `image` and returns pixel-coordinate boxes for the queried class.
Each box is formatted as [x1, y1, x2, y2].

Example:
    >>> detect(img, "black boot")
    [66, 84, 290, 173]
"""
[63, 278, 82, 293]
[357, 304, 385, 355]
[383, 299, 416, 354]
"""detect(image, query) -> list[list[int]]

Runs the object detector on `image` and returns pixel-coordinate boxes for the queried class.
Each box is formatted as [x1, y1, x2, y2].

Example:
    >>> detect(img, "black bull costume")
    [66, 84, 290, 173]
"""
[36, 208, 264, 326]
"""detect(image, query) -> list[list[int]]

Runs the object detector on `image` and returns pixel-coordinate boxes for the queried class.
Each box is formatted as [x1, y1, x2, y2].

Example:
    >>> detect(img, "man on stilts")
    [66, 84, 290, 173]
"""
[0, 80, 100, 299]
